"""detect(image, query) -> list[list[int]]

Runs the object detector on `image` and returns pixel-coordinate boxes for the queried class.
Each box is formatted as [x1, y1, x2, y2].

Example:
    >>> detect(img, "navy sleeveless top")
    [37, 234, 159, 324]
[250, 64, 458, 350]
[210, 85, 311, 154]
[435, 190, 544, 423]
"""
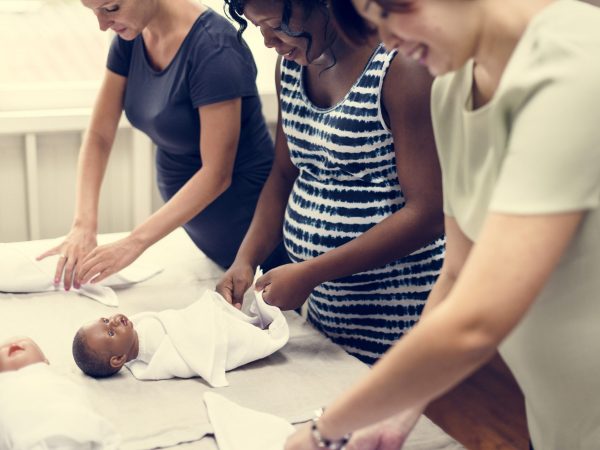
[280, 45, 445, 364]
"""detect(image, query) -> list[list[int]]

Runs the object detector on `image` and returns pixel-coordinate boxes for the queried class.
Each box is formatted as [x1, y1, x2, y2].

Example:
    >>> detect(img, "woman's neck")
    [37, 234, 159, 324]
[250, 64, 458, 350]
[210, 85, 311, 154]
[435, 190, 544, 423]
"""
[472, 0, 555, 106]
[310, 29, 355, 69]
[144, 0, 205, 43]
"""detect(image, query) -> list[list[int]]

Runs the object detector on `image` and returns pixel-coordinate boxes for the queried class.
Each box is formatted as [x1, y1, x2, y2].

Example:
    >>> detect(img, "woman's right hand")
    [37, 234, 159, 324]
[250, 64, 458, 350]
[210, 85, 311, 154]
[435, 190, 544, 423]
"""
[215, 261, 255, 309]
[36, 226, 97, 291]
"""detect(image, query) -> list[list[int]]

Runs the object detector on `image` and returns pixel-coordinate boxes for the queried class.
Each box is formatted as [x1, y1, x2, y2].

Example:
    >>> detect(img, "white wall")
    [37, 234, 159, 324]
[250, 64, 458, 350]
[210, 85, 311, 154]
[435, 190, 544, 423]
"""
[0, 1, 277, 243]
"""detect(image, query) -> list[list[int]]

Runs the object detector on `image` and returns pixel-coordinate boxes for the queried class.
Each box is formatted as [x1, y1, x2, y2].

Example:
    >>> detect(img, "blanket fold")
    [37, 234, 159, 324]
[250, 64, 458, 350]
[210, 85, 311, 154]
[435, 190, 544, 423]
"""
[125, 287, 289, 387]
[0, 363, 121, 449]
[0, 241, 162, 306]
[204, 392, 295, 450]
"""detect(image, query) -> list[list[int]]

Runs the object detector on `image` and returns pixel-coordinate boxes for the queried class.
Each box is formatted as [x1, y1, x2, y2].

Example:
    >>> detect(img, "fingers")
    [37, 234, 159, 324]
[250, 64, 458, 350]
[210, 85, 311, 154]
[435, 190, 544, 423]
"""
[77, 249, 104, 285]
[215, 278, 234, 304]
[261, 285, 272, 305]
[50, 253, 80, 291]
[77, 256, 110, 285]
[53, 254, 68, 286]
[62, 256, 79, 291]
[254, 272, 271, 291]
[37, 246, 70, 287]
[88, 268, 112, 285]
[231, 276, 250, 307]
[37, 246, 61, 261]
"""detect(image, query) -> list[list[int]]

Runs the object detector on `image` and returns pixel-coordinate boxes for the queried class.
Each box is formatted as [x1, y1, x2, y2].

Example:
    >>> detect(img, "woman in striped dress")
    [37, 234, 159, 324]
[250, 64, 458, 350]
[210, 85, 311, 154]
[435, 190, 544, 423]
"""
[216, 0, 445, 365]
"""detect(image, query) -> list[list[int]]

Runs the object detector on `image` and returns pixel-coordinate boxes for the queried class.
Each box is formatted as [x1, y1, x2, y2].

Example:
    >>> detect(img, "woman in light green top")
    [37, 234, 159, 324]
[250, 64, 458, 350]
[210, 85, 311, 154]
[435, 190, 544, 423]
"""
[284, 1, 600, 449]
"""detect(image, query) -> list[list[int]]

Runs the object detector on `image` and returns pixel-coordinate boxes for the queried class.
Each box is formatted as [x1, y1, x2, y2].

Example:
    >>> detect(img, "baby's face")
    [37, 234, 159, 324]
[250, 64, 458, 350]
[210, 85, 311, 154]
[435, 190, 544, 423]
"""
[82, 314, 137, 360]
[0, 336, 48, 372]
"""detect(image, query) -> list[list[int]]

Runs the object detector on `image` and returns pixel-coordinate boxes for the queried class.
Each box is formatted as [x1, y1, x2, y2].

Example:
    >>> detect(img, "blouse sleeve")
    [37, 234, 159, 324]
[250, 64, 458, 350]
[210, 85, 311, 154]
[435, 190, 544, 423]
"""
[490, 60, 600, 214]
[187, 34, 258, 108]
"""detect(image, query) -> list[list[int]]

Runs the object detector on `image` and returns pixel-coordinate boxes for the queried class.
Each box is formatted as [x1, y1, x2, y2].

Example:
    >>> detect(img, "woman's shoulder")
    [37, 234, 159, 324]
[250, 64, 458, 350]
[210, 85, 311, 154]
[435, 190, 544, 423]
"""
[496, 4, 600, 115]
[182, 9, 256, 69]
[507, 2, 600, 84]
[186, 9, 248, 52]
[382, 52, 435, 114]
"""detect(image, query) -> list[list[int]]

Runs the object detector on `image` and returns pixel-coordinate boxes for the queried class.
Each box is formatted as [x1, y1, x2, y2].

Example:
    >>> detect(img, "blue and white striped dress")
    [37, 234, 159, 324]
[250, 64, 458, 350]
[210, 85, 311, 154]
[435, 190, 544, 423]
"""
[280, 45, 445, 365]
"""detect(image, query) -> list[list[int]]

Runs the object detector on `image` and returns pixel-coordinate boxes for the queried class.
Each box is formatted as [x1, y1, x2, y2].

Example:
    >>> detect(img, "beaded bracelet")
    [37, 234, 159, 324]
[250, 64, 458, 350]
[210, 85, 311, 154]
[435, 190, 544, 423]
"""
[310, 416, 351, 450]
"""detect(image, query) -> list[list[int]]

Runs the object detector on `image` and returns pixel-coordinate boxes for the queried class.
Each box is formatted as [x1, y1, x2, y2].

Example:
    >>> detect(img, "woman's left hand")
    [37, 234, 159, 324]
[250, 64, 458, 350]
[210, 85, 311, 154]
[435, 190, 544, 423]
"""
[255, 262, 319, 311]
[75, 235, 146, 285]
[284, 423, 319, 450]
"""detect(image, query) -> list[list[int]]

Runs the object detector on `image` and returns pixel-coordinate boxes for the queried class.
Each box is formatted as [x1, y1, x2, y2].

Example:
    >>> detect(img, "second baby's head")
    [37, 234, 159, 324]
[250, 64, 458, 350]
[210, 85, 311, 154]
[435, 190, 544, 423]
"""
[73, 314, 139, 378]
[0, 336, 49, 373]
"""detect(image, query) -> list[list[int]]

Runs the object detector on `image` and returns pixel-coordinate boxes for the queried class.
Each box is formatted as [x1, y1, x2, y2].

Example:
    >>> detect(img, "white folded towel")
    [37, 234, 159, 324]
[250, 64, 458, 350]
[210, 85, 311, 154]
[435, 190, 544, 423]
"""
[204, 392, 295, 450]
[0, 241, 162, 306]
[125, 282, 289, 386]
[0, 363, 121, 450]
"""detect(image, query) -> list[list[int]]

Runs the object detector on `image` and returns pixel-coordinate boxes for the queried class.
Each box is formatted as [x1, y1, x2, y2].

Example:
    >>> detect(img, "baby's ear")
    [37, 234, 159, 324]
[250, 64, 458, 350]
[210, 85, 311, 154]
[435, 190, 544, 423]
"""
[109, 354, 127, 369]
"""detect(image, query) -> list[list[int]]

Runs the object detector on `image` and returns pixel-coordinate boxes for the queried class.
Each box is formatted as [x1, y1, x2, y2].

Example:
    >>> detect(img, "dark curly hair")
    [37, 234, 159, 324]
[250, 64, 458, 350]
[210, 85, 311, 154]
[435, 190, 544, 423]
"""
[329, 0, 378, 45]
[72, 327, 120, 379]
[223, 0, 331, 65]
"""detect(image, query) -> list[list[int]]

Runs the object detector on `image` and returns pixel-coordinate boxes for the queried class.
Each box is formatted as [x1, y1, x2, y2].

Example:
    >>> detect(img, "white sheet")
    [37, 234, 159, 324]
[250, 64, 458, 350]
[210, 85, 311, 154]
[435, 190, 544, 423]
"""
[0, 229, 463, 450]
[0, 363, 121, 450]
[204, 392, 295, 450]
[125, 288, 289, 386]
[0, 239, 162, 306]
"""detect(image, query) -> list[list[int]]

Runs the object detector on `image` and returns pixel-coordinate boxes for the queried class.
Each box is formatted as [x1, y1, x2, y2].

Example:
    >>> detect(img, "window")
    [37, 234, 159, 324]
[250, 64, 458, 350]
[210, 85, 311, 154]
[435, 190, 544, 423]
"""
[0, 0, 108, 111]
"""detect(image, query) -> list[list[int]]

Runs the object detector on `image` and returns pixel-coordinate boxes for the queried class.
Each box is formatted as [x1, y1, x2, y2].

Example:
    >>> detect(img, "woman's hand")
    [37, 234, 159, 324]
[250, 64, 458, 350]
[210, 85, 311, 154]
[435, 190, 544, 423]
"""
[255, 262, 318, 311]
[284, 423, 319, 450]
[215, 261, 256, 309]
[36, 226, 98, 291]
[285, 407, 422, 450]
[75, 235, 146, 285]
[344, 408, 423, 450]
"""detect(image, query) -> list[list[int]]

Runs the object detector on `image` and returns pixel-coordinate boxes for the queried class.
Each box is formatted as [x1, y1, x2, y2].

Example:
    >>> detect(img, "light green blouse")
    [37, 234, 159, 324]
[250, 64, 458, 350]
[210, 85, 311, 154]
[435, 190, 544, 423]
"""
[431, 1, 600, 448]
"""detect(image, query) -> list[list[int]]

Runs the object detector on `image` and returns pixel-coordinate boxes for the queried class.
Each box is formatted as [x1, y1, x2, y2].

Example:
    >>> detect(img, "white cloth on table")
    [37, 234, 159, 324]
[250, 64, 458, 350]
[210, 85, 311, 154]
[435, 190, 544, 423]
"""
[0, 363, 121, 450]
[125, 287, 289, 387]
[0, 241, 162, 306]
[204, 392, 295, 450]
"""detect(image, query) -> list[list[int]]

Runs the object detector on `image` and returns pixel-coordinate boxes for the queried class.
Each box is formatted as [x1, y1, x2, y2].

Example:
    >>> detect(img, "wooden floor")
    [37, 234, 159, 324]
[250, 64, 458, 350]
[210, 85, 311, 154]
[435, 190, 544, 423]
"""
[425, 353, 530, 450]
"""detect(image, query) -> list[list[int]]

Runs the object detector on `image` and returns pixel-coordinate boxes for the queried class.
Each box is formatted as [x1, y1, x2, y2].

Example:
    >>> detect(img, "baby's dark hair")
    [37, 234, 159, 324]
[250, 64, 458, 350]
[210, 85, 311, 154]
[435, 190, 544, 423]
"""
[223, 0, 329, 64]
[72, 327, 119, 378]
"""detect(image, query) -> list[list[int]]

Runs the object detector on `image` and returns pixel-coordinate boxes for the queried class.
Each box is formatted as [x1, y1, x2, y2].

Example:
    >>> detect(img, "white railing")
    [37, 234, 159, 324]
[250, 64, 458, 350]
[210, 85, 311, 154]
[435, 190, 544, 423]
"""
[0, 107, 154, 242]
[0, 93, 277, 243]
[0, 0, 279, 243]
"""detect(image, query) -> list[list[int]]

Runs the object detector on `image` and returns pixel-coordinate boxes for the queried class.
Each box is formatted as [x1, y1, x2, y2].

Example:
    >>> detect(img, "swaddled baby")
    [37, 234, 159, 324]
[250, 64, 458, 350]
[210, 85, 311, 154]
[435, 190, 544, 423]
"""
[72, 289, 289, 386]
[0, 336, 120, 449]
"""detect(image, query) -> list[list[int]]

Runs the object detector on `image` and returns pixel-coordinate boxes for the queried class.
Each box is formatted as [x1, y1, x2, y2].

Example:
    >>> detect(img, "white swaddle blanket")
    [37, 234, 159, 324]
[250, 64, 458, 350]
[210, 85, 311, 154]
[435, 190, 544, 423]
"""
[0, 363, 121, 450]
[125, 285, 289, 387]
[204, 392, 295, 450]
[0, 241, 162, 306]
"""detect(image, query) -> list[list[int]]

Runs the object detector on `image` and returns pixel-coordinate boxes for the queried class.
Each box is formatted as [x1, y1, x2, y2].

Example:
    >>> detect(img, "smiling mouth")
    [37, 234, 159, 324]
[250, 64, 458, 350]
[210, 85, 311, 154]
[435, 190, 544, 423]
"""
[120, 316, 129, 327]
[279, 48, 295, 59]
[8, 345, 24, 357]
[408, 44, 427, 63]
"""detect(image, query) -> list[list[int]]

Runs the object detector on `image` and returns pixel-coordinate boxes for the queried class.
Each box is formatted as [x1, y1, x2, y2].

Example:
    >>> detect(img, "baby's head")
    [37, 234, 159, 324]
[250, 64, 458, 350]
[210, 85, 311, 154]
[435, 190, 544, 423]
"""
[73, 314, 139, 378]
[0, 336, 49, 372]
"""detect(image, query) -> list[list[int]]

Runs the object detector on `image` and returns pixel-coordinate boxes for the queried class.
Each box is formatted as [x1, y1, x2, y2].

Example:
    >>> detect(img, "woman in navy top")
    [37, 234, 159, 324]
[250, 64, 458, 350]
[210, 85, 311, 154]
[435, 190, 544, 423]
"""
[39, 0, 287, 288]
